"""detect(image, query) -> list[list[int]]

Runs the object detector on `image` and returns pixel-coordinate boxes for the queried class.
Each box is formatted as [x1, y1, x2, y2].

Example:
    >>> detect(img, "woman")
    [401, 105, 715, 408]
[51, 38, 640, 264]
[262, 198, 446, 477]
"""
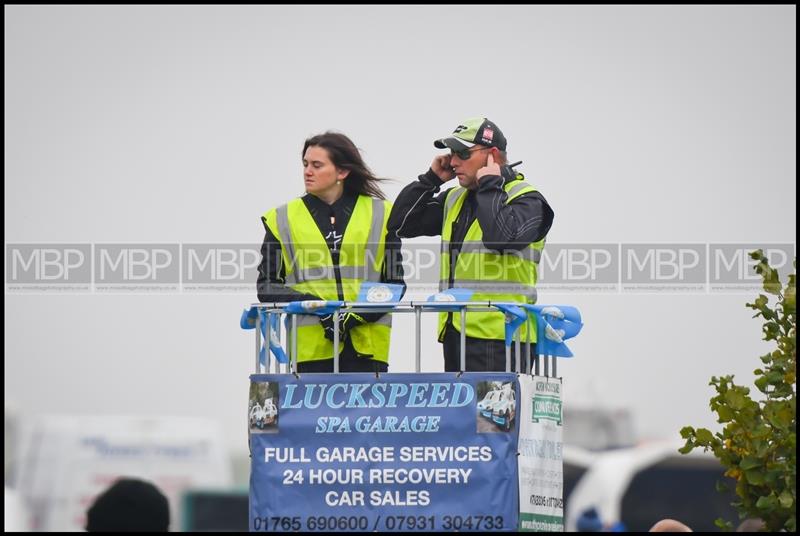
[257, 132, 405, 373]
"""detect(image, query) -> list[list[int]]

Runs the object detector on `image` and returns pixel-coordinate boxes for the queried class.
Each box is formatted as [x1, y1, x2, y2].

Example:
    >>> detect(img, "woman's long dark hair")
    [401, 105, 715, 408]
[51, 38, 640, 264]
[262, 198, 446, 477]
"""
[302, 132, 387, 200]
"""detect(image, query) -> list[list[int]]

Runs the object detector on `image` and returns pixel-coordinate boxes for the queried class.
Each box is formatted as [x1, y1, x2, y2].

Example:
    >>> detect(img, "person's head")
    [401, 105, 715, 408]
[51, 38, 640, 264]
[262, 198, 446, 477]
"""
[736, 518, 766, 532]
[434, 117, 508, 189]
[649, 518, 693, 532]
[302, 132, 386, 202]
[86, 477, 169, 532]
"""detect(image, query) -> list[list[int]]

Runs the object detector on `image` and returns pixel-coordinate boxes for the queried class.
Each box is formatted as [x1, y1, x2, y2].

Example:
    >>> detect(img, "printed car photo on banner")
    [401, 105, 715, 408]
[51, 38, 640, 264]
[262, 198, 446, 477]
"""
[517, 375, 565, 532]
[249, 372, 519, 532]
[249, 381, 279, 433]
[475, 380, 516, 433]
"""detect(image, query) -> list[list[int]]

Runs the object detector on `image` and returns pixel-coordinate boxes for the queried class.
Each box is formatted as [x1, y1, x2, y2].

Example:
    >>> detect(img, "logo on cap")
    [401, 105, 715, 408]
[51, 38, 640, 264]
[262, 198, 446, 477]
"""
[434, 117, 507, 151]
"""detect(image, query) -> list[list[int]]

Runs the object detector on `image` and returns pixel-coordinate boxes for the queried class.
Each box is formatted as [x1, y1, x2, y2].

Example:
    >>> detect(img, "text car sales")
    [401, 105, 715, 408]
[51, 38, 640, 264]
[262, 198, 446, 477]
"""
[325, 489, 430, 507]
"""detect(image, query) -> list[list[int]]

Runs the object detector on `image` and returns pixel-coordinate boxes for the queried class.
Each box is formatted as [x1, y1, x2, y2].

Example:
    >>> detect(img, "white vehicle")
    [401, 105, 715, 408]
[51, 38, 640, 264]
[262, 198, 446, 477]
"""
[262, 398, 277, 425]
[11, 415, 232, 531]
[250, 399, 277, 429]
[5, 486, 29, 532]
[491, 386, 516, 431]
[563, 445, 598, 510]
[564, 440, 738, 532]
[249, 403, 266, 429]
[477, 390, 501, 418]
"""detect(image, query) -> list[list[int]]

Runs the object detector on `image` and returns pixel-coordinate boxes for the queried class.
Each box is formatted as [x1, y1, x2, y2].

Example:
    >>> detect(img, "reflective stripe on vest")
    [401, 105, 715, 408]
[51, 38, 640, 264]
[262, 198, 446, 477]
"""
[277, 199, 386, 286]
[439, 240, 542, 265]
[264, 196, 392, 363]
[439, 179, 545, 342]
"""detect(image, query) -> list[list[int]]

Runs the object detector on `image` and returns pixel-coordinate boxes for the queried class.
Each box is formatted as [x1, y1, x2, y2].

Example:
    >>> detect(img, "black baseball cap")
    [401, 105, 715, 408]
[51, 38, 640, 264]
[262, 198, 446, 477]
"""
[434, 117, 507, 152]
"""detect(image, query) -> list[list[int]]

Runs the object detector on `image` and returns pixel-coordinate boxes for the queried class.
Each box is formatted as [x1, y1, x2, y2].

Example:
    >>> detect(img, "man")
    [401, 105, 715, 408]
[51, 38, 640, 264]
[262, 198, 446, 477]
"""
[85, 477, 170, 532]
[388, 117, 554, 372]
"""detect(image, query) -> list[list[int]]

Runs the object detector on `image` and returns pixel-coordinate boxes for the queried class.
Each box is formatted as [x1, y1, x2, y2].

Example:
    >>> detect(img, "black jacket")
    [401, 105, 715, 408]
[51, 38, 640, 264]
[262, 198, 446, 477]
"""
[387, 167, 554, 285]
[387, 166, 553, 368]
[388, 167, 554, 249]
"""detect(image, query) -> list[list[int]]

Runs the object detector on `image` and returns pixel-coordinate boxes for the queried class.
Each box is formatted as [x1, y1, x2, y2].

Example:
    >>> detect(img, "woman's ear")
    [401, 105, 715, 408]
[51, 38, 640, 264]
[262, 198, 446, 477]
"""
[338, 169, 351, 181]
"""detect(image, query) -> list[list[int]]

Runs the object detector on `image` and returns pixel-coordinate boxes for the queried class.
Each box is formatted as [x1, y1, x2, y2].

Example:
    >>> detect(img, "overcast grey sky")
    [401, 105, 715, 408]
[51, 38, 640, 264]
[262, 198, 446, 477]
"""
[5, 5, 796, 458]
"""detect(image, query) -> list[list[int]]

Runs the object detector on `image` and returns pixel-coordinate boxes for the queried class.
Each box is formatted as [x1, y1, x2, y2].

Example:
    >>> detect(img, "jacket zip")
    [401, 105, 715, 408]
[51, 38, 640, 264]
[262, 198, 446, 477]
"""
[330, 216, 345, 301]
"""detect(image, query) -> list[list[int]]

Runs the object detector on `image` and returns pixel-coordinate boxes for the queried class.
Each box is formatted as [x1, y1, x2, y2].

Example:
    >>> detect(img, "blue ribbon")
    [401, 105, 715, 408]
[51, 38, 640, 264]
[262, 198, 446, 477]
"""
[520, 304, 584, 357]
[266, 313, 289, 364]
[492, 303, 528, 347]
[355, 282, 404, 308]
[239, 307, 288, 364]
[283, 300, 345, 316]
[424, 288, 475, 311]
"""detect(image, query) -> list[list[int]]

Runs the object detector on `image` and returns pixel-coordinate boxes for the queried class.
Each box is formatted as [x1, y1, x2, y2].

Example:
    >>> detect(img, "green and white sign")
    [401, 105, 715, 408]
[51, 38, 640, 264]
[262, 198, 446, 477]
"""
[531, 380, 562, 424]
[518, 376, 564, 532]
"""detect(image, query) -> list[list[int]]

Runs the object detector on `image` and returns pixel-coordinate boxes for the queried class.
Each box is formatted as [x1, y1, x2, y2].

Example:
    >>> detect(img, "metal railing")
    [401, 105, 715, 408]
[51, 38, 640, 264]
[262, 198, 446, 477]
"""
[250, 301, 560, 377]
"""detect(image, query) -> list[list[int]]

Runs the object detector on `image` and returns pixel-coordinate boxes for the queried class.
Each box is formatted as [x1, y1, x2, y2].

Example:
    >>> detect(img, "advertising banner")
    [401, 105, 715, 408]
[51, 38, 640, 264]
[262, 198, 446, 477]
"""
[518, 375, 564, 531]
[249, 372, 519, 532]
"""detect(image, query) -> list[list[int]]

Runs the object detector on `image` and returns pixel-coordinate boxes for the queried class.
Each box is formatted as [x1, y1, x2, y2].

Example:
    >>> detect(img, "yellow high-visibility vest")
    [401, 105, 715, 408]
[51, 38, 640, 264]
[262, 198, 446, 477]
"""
[263, 195, 392, 363]
[438, 179, 545, 342]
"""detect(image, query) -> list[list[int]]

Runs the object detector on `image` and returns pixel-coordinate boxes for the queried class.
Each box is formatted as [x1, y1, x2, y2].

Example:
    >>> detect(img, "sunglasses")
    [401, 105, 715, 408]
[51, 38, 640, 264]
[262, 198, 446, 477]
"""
[451, 145, 492, 160]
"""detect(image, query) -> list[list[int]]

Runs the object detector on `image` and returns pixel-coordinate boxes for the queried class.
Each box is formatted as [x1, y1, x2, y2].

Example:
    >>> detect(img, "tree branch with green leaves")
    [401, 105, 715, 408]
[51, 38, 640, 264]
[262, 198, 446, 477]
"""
[680, 250, 796, 532]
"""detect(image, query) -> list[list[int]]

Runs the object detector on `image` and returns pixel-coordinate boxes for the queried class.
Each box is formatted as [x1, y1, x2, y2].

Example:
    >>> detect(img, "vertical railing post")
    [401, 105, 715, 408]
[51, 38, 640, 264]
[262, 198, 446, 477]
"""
[459, 308, 467, 372]
[504, 313, 511, 373]
[525, 317, 532, 375]
[333, 309, 340, 374]
[255, 310, 262, 373]
[291, 314, 298, 373]
[415, 306, 421, 373]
